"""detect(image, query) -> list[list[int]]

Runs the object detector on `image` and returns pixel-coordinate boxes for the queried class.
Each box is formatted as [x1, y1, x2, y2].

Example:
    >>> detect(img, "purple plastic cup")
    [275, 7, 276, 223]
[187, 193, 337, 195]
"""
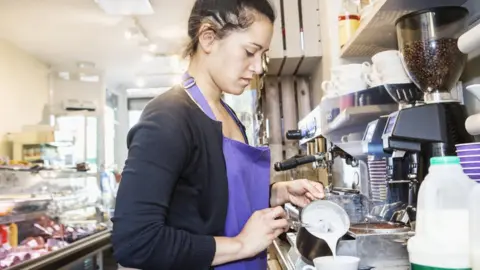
[456, 142, 480, 151]
[466, 174, 480, 180]
[464, 168, 480, 174]
[459, 156, 480, 163]
[456, 150, 480, 156]
[460, 162, 480, 168]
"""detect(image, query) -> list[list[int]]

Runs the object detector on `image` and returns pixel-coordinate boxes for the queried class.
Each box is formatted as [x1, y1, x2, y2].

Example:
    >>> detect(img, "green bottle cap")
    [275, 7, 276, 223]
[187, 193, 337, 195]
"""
[430, 156, 460, 165]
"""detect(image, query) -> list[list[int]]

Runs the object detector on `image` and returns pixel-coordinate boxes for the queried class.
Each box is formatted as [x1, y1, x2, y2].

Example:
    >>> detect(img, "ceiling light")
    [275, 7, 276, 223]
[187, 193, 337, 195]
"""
[124, 30, 133, 40]
[124, 23, 149, 43]
[58, 72, 70, 80]
[79, 74, 100, 82]
[77, 61, 96, 69]
[148, 44, 158, 52]
[124, 27, 140, 40]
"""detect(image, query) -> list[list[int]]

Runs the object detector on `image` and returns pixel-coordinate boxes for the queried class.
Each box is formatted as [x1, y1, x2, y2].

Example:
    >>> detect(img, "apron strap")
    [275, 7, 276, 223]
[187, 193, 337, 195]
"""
[182, 73, 217, 121]
[182, 72, 249, 144]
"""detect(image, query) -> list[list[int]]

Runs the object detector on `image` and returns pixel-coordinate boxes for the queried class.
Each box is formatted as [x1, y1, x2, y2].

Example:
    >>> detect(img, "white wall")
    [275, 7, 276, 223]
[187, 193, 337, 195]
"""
[0, 39, 50, 156]
[50, 72, 105, 114]
[50, 71, 107, 168]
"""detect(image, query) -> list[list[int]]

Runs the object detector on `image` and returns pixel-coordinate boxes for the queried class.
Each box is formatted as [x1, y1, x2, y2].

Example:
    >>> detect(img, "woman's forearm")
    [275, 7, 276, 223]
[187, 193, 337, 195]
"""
[211, 236, 246, 266]
[269, 182, 288, 207]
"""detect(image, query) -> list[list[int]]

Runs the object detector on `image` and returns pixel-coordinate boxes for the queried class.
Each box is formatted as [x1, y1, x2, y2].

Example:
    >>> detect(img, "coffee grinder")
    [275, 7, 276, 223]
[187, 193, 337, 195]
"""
[382, 7, 475, 225]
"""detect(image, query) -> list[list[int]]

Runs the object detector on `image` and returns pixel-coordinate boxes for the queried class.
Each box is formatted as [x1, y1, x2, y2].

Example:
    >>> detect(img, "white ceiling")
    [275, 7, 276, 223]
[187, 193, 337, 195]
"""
[0, 0, 194, 90]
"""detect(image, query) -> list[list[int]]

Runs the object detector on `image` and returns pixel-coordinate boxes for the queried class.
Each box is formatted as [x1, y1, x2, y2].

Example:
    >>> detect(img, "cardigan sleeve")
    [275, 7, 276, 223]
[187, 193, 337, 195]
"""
[111, 102, 215, 270]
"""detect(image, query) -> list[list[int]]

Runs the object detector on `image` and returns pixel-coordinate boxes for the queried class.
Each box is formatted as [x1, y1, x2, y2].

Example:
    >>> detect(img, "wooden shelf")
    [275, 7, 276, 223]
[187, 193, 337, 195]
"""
[340, 0, 468, 58]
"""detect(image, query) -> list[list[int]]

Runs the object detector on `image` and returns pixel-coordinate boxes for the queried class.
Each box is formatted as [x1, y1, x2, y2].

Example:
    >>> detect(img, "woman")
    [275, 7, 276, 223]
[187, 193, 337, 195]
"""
[112, 0, 325, 269]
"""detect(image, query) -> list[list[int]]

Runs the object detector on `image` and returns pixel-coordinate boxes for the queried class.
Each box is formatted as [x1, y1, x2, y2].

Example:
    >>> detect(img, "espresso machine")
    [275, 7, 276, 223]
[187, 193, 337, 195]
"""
[275, 104, 358, 192]
[381, 6, 474, 226]
[279, 119, 413, 269]
[362, 117, 390, 204]
[275, 135, 359, 194]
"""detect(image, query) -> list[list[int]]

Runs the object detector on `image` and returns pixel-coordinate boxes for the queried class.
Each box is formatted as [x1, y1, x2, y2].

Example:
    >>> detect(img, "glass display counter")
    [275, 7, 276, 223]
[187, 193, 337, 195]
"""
[0, 168, 111, 270]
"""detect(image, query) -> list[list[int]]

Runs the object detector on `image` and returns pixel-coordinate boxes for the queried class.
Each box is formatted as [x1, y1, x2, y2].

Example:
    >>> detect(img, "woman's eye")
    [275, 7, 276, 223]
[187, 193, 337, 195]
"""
[245, 50, 255, 57]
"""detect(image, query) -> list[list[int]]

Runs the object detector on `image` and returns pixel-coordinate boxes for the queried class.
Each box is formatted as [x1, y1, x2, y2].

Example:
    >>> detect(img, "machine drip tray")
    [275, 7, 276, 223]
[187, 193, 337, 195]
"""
[349, 222, 411, 235]
[286, 228, 411, 270]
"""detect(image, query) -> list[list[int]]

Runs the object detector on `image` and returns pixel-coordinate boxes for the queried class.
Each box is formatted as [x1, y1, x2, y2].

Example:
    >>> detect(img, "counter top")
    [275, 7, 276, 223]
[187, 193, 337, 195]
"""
[269, 238, 295, 270]
[8, 230, 111, 270]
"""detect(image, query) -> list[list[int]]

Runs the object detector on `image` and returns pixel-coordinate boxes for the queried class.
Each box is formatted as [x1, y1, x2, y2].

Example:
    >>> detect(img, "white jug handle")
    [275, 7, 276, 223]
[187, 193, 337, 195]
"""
[302, 266, 316, 270]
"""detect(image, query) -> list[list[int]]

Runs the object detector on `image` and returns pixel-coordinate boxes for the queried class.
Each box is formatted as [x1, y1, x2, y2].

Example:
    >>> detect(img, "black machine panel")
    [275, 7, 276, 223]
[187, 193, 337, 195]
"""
[382, 103, 473, 156]
[363, 116, 389, 156]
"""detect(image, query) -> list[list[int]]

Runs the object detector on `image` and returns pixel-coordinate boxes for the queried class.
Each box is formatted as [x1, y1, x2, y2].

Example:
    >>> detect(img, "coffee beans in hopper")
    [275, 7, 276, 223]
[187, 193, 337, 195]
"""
[402, 38, 466, 93]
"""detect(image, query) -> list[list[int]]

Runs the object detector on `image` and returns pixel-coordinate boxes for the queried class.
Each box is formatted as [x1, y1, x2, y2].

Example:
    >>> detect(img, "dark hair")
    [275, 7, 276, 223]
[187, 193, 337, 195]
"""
[184, 0, 275, 57]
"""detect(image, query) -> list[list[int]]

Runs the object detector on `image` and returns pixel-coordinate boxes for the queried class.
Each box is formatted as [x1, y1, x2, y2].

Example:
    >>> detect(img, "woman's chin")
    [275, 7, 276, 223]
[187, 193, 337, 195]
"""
[224, 86, 247, 96]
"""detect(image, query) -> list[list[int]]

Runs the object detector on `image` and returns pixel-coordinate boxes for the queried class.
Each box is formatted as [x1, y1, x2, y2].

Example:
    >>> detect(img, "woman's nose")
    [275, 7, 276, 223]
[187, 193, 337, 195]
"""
[250, 55, 264, 75]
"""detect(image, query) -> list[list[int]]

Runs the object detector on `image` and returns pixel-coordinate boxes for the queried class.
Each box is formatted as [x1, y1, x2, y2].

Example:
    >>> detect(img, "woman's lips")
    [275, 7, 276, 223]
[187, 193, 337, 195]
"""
[240, 78, 252, 86]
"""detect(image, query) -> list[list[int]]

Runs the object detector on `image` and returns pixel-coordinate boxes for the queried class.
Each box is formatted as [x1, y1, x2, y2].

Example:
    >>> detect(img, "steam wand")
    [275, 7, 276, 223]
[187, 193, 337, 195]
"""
[273, 143, 358, 192]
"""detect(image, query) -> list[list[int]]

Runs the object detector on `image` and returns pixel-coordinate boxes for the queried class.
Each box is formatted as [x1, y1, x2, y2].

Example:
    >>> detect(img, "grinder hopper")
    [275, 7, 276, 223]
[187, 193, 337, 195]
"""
[395, 6, 469, 103]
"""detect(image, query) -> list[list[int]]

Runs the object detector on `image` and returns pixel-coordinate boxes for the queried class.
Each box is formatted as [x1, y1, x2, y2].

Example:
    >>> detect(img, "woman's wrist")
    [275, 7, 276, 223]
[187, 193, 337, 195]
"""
[269, 181, 288, 207]
[212, 236, 247, 266]
[233, 234, 253, 259]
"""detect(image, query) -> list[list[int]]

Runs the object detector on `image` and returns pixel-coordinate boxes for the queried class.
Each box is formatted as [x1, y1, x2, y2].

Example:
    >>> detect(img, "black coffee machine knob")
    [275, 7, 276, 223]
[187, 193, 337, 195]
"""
[286, 130, 305, 140]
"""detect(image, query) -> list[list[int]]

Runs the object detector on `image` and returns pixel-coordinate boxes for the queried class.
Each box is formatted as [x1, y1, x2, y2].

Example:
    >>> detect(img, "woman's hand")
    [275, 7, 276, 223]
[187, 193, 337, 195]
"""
[234, 206, 289, 258]
[270, 179, 325, 208]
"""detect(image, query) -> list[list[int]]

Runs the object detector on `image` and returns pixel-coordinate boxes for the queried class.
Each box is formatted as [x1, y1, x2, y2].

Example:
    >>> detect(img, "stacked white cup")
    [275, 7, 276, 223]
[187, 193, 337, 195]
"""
[362, 50, 412, 87]
[322, 64, 369, 96]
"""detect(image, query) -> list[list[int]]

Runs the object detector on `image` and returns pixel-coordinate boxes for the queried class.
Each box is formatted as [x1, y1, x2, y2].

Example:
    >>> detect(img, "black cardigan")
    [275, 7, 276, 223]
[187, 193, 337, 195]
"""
[113, 86, 236, 270]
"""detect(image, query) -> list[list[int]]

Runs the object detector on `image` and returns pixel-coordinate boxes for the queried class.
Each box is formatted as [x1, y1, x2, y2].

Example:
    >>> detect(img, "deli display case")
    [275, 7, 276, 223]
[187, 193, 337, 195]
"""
[0, 168, 111, 270]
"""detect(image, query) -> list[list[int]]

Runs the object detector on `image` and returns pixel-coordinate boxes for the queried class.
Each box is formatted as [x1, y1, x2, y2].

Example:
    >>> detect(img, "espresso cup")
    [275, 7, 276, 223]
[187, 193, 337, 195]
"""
[371, 50, 402, 70]
[363, 62, 411, 85]
[372, 50, 411, 79]
[364, 71, 382, 87]
[302, 256, 361, 270]
[337, 78, 368, 93]
[331, 64, 364, 81]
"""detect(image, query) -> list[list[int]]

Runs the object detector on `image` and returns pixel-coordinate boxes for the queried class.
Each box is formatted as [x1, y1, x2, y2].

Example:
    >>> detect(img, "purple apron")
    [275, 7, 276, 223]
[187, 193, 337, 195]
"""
[183, 75, 271, 270]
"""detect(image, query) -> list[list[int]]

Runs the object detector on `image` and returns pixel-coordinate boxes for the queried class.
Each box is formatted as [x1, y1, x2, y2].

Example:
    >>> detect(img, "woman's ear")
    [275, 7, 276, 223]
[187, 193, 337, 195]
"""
[197, 23, 216, 54]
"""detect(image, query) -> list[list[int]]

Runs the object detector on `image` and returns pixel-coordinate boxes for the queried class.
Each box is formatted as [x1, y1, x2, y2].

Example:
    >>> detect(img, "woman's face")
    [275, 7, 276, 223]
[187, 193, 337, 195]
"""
[206, 16, 273, 95]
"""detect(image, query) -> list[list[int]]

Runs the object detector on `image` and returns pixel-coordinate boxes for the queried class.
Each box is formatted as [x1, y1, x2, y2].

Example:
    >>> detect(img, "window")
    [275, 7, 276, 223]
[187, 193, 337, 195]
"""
[105, 90, 119, 167]
[128, 98, 153, 128]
